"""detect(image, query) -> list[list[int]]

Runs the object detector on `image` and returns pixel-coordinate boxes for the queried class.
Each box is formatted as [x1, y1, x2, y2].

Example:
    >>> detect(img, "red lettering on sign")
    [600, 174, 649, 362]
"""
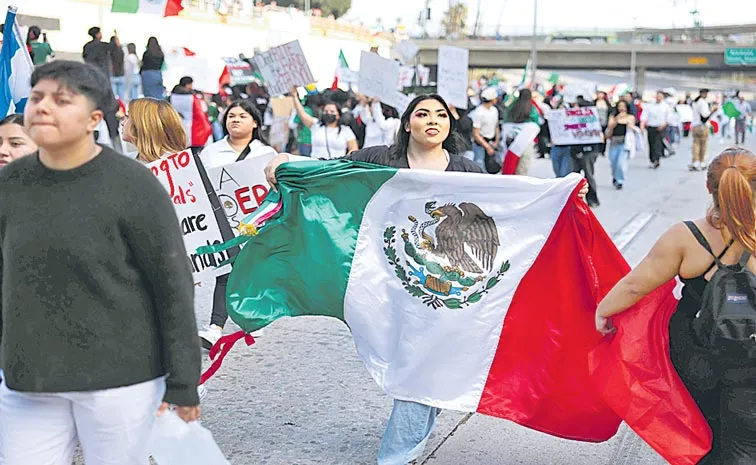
[252, 184, 269, 208]
[235, 187, 254, 215]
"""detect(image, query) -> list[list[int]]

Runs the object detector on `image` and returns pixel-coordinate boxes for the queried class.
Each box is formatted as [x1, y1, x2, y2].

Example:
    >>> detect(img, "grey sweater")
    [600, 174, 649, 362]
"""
[0, 147, 200, 406]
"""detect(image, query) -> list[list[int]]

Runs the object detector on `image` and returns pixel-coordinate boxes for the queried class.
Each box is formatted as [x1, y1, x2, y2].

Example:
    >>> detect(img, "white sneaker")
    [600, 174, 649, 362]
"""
[198, 324, 222, 350]
[197, 384, 208, 402]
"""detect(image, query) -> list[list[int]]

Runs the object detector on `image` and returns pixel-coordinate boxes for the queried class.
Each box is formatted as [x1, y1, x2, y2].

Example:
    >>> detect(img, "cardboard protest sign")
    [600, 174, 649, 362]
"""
[252, 41, 315, 97]
[206, 154, 278, 233]
[359, 52, 400, 103]
[437, 45, 469, 109]
[146, 151, 227, 279]
[547, 107, 604, 146]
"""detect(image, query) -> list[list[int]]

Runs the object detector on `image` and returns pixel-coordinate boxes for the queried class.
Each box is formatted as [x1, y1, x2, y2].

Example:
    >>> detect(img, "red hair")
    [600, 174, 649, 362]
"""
[706, 147, 756, 254]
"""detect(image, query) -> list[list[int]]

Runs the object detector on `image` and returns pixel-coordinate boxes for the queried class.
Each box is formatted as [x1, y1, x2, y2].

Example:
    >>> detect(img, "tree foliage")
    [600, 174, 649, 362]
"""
[442, 3, 468, 37]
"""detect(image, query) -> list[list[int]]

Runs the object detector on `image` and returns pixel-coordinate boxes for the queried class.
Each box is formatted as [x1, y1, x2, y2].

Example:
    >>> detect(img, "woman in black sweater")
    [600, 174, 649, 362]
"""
[0, 60, 200, 464]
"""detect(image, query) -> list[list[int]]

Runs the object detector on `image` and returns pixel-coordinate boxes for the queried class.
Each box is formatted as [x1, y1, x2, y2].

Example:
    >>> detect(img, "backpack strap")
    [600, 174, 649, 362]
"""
[683, 221, 717, 257]
[738, 251, 752, 268]
[235, 143, 252, 162]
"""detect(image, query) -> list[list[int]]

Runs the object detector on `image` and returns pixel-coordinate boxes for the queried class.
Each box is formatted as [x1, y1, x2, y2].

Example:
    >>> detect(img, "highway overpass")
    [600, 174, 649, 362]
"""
[414, 40, 756, 90]
[415, 41, 754, 71]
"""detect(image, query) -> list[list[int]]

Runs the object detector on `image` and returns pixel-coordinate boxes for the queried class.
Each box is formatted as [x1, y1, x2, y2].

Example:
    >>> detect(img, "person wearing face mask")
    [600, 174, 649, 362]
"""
[0, 115, 37, 169]
[265, 93, 589, 465]
[0, 60, 200, 465]
[290, 87, 357, 159]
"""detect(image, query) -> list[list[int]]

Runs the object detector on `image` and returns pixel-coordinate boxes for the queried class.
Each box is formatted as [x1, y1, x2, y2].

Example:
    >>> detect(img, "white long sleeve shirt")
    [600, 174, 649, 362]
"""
[641, 102, 672, 128]
[359, 102, 386, 148]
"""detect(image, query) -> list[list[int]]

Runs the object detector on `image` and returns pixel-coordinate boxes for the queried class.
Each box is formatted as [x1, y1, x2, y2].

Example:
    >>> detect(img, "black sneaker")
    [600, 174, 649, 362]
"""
[616, 183, 623, 190]
[653, 161, 660, 169]
[587, 200, 600, 208]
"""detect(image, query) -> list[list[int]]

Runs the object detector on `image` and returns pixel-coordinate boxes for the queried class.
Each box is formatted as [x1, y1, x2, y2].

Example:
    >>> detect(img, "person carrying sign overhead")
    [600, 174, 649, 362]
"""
[198, 100, 276, 349]
[289, 87, 358, 159]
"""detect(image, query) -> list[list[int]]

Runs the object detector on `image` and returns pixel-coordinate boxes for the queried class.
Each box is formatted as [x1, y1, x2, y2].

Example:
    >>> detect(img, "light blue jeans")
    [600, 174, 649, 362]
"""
[111, 76, 127, 101]
[608, 143, 630, 186]
[377, 400, 438, 465]
[550, 146, 573, 178]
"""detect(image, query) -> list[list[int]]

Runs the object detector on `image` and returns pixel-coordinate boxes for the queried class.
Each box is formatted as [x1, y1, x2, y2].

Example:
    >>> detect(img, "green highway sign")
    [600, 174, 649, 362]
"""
[725, 48, 756, 66]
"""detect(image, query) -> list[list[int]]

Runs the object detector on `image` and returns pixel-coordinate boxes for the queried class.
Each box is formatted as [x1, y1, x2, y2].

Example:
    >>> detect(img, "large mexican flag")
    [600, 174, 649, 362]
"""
[207, 160, 711, 464]
[111, 0, 184, 16]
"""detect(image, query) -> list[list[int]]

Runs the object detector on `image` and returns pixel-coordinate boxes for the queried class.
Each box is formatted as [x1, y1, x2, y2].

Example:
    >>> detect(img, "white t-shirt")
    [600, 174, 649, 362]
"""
[198, 138, 277, 170]
[471, 104, 499, 139]
[359, 102, 386, 148]
[124, 53, 139, 78]
[310, 121, 357, 159]
[381, 118, 401, 146]
[691, 99, 712, 128]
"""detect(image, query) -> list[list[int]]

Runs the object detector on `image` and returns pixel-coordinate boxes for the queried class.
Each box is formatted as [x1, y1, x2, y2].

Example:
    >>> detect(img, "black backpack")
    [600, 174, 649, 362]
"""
[685, 221, 756, 359]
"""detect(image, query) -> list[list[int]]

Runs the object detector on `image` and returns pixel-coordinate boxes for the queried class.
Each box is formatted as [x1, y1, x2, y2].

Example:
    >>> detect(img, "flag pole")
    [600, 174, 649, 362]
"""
[529, 0, 538, 89]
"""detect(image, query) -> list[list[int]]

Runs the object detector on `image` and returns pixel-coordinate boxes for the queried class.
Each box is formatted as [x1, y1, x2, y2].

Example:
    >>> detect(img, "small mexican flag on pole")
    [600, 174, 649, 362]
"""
[111, 0, 184, 16]
[331, 49, 350, 90]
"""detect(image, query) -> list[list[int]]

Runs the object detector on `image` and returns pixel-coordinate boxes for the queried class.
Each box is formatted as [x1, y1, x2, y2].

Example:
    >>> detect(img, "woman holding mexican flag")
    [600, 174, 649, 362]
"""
[265, 92, 589, 465]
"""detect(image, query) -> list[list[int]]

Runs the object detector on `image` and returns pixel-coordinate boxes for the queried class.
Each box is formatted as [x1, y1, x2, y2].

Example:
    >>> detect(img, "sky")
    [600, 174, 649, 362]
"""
[344, 0, 756, 36]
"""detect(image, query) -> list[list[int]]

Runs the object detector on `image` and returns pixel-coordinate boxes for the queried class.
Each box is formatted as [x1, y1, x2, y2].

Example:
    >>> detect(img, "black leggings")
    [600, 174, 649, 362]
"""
[210, 273, 229, 328]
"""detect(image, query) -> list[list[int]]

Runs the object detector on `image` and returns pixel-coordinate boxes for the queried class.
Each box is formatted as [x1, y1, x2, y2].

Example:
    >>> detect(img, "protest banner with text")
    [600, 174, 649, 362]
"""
[437, 46, 469, 109]
[547, 107, 604, 146]
[359, 52, 400, 104]
[146, 151, 227, 279]
[206, 154, 278, 234]
[252, 41, 315, 97]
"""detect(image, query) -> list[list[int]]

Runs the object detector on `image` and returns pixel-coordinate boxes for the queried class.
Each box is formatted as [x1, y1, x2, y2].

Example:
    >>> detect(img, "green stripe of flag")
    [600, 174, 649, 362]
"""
[226, 160, 397, 332]
[111, 0, 139, 13]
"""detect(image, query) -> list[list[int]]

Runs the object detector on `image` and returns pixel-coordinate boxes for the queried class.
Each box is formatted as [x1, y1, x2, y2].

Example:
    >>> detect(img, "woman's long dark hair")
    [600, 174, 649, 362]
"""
[507, 89, 533, 123]
[320, 100, 343, 135]
[0, 114, 23, 127]
[390, 94, 461, 159]
[146, 37, 163, 57]
[221, 99, 269, 146]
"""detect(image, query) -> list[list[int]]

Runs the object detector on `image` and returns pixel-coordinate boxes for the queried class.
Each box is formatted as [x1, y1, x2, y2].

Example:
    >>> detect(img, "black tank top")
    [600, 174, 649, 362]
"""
[611, 123, 627, 137]
[671, 222, 756, 390]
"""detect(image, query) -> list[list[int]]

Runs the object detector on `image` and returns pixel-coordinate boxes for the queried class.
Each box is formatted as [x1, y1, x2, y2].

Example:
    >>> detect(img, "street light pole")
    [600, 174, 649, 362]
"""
[530, 0, 538, 88]
[630, 19, 637, 91]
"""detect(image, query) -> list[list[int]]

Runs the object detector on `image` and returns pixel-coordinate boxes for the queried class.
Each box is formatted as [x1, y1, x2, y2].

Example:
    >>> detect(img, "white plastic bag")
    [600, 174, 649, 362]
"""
[148, 411, 230, 465]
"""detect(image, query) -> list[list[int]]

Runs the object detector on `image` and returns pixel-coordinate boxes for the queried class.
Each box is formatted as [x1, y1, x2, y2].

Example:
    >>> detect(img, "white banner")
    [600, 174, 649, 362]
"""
[206, 155, 278, 233]
[546, 107, 603, 146]
[359, 52, 400, 103]
[437, 46, 469, 109]
[398, 66, 415, 89]
[146, 151, 227, 279]
[252, 41, 315, 97]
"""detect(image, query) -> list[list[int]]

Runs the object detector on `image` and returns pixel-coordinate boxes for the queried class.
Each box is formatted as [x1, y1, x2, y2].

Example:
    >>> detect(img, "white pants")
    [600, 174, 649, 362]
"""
[0, 377, 165, 465]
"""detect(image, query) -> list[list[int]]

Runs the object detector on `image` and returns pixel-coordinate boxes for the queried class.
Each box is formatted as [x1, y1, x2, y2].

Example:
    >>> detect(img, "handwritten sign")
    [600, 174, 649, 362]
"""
[206, 154, 277, 233]
[336, 67, 359, 84]
[359, 52, 400, 103]
[547, 107, 604, 146]
[146, 151, 227, 279]
[437, 46, 469, 109]
[252, 41, 315, 97]
[388, 92, 414, 113]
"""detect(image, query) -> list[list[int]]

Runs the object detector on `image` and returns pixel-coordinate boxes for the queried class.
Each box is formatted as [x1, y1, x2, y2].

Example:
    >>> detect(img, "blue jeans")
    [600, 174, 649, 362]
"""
[550, 146, 573, 177]
[472, 143, 487, 170]
[141, 70, 164, 99]
[377, 400, 438, 465]
[212, 121, 224, 142]
[298, 143, 312, 157]
[111, 76, 127, 101]
[126, 75, 141, 102]
[608, 143, 629, 186]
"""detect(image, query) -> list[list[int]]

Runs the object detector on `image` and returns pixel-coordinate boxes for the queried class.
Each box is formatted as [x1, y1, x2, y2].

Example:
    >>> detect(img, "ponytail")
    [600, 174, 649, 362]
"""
[717, 166, 756, 254]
